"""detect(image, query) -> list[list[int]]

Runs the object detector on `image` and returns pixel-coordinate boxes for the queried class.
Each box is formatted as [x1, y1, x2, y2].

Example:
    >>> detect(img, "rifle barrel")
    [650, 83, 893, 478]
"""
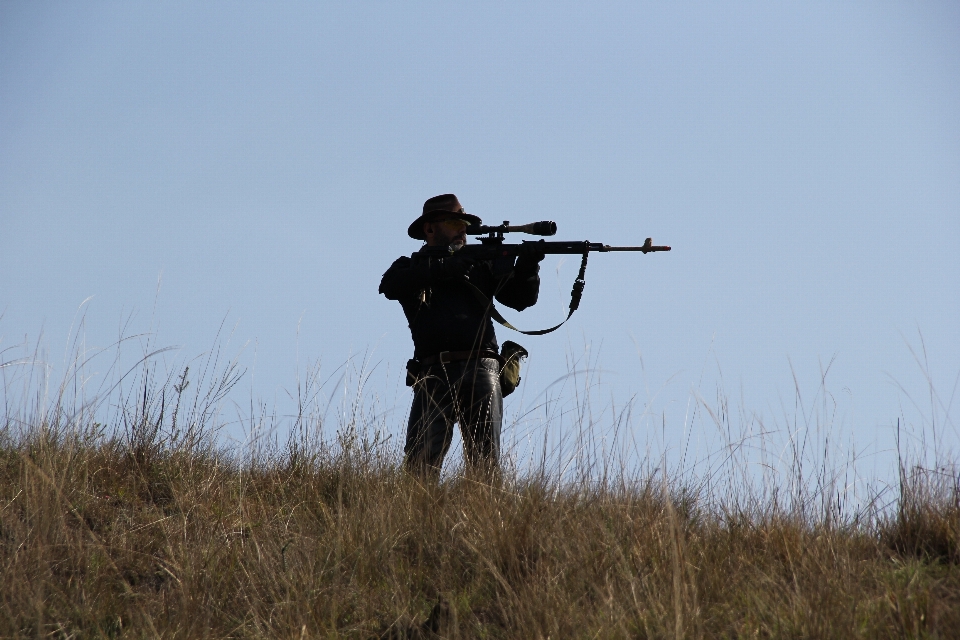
[599, 237, 671, 253]
[599, 245, 671, 253]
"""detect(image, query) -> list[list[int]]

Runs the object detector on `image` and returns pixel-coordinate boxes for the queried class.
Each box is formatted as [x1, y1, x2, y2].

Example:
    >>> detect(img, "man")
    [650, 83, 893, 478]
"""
[379, 194, 544, 477]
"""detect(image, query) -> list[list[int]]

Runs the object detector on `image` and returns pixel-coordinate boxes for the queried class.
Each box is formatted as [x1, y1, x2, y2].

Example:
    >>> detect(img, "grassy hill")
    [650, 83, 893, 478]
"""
[2, 419, 958, 638]
[1, 347, 958, 638]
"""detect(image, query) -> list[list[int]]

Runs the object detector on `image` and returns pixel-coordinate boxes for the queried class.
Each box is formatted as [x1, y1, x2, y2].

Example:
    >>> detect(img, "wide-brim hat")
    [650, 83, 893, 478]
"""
[407, 194, 482, 240]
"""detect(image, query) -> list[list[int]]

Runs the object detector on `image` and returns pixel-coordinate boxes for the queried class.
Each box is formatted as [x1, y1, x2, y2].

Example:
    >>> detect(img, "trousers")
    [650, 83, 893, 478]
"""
[404, 357, 503, 475]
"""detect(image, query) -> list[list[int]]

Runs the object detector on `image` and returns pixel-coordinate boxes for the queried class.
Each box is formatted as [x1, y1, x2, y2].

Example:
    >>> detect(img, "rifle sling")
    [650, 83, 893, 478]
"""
[464, 251, 589, 336]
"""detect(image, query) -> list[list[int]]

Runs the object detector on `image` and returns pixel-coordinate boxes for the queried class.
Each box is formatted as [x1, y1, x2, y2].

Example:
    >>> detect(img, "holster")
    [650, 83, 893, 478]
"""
[405, 359, 420, 387]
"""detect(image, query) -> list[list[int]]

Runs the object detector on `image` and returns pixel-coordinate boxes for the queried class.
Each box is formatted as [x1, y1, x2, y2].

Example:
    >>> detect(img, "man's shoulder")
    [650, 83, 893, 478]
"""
[386, 254, 414, 268]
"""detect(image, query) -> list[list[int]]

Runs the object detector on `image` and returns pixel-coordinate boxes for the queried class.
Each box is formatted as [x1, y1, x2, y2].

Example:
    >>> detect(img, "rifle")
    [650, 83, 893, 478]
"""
[456, 220, 671, 335]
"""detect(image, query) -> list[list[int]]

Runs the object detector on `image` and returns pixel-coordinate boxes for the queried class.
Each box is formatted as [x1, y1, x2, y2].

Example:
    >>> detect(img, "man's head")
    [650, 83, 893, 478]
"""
[407, 194, 482, 247]
[424, 216, 470, 249]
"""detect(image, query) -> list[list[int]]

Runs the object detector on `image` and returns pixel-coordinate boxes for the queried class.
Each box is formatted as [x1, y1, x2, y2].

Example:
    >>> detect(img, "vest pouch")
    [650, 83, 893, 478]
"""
[499, 341, 529, 397]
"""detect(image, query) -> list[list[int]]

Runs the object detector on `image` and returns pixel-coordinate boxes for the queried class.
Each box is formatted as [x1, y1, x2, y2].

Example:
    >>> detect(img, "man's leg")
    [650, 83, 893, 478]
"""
[455, 357, 503, 475]
[404, 369, 455, 476]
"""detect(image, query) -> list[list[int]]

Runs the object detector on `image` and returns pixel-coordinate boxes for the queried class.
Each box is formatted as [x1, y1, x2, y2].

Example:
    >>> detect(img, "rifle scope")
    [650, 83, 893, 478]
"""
[467, 221, 557, 236]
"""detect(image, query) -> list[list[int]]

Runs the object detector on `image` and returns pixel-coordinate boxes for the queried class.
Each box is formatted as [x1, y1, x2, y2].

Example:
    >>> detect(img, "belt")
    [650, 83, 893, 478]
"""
[418, 349, 504, 367]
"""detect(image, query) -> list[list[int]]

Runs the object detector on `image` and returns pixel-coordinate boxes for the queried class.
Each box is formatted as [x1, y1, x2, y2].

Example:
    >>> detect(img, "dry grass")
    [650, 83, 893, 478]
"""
[1, 415, 958, 638]
[1, 341, 958, 638]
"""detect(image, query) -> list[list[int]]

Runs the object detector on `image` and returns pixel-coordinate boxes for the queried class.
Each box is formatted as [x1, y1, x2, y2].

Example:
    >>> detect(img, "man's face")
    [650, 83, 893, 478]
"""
[424, 216, 469, 249]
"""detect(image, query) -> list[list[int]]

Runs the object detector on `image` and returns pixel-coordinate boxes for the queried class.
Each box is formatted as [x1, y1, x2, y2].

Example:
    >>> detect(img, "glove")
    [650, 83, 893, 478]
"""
[433, 254, 476, 281]
[516, 241, 546, 267]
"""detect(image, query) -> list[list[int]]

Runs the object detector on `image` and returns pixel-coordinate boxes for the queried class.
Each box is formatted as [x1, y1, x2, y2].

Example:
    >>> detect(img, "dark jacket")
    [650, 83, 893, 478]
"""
[379, 246, 540, 360]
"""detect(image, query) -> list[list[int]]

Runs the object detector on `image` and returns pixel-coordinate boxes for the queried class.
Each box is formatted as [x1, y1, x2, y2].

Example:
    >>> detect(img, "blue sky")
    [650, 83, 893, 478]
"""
[2, 2, 958, 476]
